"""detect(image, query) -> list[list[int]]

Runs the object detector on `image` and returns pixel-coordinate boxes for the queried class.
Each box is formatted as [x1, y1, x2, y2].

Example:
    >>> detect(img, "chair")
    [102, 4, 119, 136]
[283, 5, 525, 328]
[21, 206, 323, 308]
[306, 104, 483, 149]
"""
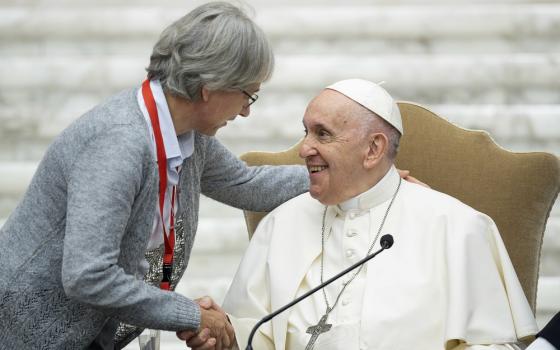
[240, 101, 560, 314]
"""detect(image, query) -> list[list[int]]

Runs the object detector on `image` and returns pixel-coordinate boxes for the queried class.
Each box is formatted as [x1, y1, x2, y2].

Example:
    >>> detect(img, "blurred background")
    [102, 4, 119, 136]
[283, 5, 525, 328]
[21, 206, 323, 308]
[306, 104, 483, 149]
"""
[0, 0, 558, 348]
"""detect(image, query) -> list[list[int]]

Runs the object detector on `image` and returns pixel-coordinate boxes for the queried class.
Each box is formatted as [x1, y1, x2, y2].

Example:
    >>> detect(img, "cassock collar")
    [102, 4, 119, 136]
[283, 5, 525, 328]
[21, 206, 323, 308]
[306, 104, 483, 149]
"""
[336, 165, 400, 214]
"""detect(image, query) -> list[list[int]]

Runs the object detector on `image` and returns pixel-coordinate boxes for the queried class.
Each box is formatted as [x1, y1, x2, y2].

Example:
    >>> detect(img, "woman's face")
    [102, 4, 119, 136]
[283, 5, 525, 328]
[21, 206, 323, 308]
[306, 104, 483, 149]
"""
[195, 83, 261, 136]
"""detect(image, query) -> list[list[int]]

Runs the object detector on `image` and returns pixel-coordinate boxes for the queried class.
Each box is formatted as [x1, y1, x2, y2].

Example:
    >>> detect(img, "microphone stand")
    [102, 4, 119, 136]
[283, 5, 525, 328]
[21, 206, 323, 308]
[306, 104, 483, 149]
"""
[245, 235, 393, 350]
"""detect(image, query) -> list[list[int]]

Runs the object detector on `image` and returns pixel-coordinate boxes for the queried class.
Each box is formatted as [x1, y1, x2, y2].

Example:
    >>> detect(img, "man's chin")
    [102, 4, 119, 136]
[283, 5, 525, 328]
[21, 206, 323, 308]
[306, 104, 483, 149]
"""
[309, 190, 327, 204]
[310, 190, 340, 206]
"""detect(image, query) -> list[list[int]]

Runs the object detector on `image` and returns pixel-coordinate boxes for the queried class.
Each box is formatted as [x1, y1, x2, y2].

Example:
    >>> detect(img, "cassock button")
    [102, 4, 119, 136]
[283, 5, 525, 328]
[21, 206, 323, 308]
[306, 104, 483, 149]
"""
[345, 249, 354, 258]
[348, 212, 357, 220]
[341, 299, 350, 306]
[346, 230, 357, 237]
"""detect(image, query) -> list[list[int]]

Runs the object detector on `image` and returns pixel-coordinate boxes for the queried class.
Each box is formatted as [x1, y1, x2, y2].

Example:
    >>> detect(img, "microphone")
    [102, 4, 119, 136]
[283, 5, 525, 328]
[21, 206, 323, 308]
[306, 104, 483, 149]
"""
[245, 234, 395, 350]
[380, 234, 393, 249]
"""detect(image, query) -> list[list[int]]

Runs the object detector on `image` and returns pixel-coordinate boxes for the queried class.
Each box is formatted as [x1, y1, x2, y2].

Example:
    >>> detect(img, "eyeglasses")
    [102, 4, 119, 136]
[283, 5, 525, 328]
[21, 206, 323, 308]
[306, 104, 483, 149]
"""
[240, 89, 259, 108]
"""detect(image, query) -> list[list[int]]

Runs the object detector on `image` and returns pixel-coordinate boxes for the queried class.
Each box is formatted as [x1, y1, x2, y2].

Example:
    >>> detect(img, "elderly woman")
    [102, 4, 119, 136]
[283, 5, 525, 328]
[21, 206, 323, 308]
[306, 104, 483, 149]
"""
[0, 2, 308, 349]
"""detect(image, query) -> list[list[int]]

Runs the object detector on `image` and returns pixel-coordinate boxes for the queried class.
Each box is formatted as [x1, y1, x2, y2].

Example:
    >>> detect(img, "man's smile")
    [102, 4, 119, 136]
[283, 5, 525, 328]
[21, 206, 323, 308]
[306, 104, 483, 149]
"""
[308, 165, 328, 174]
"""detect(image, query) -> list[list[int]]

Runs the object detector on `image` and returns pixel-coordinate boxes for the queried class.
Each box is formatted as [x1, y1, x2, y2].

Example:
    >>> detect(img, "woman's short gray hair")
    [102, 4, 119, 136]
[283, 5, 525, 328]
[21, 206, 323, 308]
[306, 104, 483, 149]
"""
[147, 2, 274, 101]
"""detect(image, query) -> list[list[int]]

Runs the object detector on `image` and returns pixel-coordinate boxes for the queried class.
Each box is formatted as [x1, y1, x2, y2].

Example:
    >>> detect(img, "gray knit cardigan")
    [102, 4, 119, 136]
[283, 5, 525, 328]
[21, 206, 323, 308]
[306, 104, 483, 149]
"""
[0, 88, 308, 349]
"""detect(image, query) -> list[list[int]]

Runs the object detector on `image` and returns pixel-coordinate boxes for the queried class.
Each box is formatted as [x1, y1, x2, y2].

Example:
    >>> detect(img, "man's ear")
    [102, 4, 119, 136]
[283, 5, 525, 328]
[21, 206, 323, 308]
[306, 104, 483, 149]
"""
[364, 133, 388, 169]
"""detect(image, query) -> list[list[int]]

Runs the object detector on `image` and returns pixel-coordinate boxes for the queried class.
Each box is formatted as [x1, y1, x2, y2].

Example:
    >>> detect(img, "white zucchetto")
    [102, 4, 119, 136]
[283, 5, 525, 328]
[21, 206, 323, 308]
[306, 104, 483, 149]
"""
[326, 79, 403, 135]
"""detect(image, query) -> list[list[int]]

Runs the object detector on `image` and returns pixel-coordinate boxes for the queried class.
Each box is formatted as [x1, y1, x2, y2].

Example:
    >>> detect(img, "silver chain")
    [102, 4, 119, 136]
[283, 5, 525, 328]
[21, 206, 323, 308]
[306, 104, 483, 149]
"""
[320, 177, 402, 315]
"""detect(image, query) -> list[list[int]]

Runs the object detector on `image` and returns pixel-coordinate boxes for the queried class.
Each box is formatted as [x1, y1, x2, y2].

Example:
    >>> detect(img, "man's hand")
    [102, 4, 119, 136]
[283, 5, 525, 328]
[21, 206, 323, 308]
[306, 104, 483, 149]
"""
[397, 169, 430, 188]
[177, 296, 235, 350]
[178, 328, 217, 350]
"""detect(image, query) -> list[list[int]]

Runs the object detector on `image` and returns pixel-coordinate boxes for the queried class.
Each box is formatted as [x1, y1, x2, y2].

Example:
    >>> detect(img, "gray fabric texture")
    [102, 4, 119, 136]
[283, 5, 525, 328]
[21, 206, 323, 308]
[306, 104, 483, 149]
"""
[0, 87, 309, 349]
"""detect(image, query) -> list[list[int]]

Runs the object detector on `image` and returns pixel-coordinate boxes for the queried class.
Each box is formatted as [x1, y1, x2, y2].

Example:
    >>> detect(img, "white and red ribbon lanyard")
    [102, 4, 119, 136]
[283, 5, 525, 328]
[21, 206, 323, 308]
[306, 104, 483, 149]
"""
[142, 79, 176, 291]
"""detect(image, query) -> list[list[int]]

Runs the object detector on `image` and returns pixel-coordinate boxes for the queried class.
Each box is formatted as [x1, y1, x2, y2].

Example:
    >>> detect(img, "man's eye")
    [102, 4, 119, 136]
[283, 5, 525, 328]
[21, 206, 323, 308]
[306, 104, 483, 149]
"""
[318, 129, 330, 138]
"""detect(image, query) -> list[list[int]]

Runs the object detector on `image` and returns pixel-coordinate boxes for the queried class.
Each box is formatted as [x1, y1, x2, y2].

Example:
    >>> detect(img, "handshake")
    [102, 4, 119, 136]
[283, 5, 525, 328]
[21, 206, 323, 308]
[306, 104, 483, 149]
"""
[177, 296, 236, 350]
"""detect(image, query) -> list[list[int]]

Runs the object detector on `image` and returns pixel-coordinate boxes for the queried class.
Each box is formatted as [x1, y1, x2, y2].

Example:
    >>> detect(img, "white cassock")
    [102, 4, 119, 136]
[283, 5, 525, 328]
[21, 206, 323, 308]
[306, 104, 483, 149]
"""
[223, 166, 538, 350]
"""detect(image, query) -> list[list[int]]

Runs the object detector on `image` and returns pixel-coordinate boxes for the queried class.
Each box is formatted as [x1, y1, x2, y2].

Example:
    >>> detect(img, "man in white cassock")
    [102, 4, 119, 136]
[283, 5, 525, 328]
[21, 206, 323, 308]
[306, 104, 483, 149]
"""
[221, 79, 538, 350]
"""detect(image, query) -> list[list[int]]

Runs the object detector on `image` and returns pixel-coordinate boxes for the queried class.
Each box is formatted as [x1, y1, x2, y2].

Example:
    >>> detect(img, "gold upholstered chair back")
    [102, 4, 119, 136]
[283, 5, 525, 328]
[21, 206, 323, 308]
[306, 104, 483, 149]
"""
[240, 101, 560, 313]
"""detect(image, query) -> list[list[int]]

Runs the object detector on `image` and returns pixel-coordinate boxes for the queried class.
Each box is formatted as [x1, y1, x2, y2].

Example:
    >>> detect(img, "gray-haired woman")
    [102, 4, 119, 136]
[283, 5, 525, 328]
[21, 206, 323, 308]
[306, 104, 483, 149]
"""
[0, 2, 308, 350]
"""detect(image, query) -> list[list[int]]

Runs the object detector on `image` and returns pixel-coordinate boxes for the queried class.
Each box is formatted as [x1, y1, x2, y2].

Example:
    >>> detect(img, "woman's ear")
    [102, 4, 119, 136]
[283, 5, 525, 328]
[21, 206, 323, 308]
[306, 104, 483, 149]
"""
[201, 86, 210, 102]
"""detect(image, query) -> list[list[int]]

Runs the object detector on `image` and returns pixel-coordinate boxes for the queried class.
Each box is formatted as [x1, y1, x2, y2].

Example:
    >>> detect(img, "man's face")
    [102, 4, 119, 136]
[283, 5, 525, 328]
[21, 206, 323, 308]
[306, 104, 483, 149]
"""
[299, 90, 370, 205]
[194, 83, 260, 136]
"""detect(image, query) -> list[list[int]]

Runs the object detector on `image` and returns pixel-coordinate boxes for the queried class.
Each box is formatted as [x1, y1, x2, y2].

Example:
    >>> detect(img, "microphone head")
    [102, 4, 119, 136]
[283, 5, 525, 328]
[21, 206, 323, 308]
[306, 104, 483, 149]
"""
[380, 234, 394, 249]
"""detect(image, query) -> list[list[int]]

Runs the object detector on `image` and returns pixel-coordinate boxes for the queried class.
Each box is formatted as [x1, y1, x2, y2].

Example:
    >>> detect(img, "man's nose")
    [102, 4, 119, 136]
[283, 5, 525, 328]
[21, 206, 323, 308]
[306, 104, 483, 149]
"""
[299, 138, 317, 158]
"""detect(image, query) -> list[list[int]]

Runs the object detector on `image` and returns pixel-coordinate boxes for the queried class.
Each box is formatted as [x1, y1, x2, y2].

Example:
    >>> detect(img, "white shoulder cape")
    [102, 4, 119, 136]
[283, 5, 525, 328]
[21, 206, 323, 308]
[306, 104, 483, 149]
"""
[223, 182, 537, 350]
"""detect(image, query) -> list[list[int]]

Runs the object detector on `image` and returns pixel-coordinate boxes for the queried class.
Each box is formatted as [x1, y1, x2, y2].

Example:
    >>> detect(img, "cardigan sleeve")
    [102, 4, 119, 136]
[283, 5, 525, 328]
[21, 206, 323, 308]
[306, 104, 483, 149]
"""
[200, 136, 309, 212]
[63, 127, 200, 332]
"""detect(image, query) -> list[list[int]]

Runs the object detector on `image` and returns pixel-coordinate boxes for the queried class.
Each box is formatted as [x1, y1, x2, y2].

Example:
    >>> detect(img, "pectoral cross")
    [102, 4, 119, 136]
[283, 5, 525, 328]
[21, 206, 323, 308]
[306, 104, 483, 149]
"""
[305, 313, 332, 350]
